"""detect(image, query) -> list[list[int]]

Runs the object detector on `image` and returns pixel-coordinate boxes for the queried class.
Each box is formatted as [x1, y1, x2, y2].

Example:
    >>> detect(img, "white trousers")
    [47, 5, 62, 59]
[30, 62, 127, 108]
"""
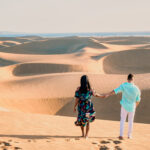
[120, 106, 135, 137]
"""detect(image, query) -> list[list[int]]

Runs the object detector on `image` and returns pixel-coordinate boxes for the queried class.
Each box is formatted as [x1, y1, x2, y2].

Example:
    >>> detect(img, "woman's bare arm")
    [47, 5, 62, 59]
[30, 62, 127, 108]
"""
[93, 92, 106, 98]
[74, 98, 79, 112]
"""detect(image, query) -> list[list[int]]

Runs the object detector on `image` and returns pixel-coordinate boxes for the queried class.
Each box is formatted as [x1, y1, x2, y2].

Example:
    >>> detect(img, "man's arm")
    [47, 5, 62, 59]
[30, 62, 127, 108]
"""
[104, 84, 124, 98]
[104, 90, 116, 98]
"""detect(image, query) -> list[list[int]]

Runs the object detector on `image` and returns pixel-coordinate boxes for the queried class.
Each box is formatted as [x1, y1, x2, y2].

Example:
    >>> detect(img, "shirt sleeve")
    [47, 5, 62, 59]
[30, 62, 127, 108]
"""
[136, 89, 141, 102]
[75, 88, 80, 98]
[114, 84, 124, 94]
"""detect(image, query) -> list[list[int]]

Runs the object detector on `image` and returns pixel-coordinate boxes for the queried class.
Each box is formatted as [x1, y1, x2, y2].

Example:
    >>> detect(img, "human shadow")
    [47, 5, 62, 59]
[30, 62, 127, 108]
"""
[0, 134, 117, 140]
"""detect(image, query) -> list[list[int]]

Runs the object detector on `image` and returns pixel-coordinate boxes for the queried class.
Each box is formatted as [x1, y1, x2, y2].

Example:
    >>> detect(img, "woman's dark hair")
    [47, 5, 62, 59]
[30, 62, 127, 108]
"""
[79, 75, 91, 93]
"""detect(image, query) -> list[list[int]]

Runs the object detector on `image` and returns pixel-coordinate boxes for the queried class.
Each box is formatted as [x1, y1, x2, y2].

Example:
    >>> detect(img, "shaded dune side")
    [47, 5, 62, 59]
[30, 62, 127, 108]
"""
[0, 58, 17, 67]
[0, 90, 149, 124]
[0, 36, 44, 49]
[12, 63, 87, 76]
[0, 37, 107, 55]
[103, 49, 150, 74]
[0, 36, 43, 42]
[93, 37, 150, 45]
[56, 89, 150, 124]
[0, 45, 7, 49]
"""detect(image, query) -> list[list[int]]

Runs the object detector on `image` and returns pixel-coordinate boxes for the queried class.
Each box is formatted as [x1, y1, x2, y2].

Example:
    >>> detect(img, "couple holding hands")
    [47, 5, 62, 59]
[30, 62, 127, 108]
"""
[74, 74, 141, 140]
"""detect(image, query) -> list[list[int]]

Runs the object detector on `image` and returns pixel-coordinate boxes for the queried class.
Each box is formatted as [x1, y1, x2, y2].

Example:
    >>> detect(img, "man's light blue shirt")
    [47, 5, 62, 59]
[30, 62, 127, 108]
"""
[114, 82, 141, 112]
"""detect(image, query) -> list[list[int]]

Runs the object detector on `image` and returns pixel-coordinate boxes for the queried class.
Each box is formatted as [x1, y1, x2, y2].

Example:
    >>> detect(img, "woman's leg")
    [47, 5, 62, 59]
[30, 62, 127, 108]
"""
[85, 122, 90, 138]
[80, 126, 84, 137]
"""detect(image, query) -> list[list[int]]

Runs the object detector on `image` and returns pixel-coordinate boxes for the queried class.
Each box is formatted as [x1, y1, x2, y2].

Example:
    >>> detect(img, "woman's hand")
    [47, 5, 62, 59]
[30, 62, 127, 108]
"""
[95, 93, 107, 98]
[103, 94, 110, 98]
[73, 107, 76, 113]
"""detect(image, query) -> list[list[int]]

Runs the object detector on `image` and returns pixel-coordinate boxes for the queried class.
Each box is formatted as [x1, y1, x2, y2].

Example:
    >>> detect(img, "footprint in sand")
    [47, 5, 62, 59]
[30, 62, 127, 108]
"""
[113, 140, 122, 145]
[28, 140, 31, 142]
[14, 141, 19, 143]
[75, 138, 80, 141]
[92, 141, 99, 145]
[65, 138, 71, 142]
[14, 146, 22, 149]
[114, 146, 122, 150]
[0, 141, 22, 150]
[100, 140, 110, 144]
[99, 145, 109, 150]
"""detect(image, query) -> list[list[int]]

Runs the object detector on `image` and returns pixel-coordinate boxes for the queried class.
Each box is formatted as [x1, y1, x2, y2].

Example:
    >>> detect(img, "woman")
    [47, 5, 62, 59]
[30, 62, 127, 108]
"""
[74, 75, 105, 138]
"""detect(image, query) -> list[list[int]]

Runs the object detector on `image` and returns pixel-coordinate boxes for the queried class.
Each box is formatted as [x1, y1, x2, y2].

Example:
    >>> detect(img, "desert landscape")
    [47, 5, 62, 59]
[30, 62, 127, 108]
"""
[0, 36, 150, 150]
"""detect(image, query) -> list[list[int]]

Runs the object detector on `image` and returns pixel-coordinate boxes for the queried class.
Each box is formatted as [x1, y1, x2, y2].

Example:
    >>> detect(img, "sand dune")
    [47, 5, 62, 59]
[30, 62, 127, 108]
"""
[13, 63, 86, 76]
[0, 36, 44, 49]
[0, 36, 150, 150]
[93, 36, 150, 45]
[103, 49, 150, 74]
[0, 37, 107, 54]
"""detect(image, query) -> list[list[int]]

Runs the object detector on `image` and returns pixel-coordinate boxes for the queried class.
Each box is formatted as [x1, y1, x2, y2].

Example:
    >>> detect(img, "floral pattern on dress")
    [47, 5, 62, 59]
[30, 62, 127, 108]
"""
[74, 88, 96, 127]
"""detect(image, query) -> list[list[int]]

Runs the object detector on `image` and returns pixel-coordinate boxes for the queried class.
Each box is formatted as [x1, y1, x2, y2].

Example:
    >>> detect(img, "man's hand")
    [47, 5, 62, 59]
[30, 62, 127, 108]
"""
[136, 102, 140, 107]
[103, 90, 115, 99]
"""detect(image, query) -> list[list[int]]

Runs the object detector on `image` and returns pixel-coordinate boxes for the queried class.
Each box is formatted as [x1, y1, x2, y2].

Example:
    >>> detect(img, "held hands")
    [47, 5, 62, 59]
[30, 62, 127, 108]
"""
[98, 90, 115, 99]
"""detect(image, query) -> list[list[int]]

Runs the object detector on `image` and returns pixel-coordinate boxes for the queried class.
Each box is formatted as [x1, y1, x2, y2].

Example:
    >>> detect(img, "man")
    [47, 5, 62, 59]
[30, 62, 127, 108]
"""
[105, 74, 141, 140]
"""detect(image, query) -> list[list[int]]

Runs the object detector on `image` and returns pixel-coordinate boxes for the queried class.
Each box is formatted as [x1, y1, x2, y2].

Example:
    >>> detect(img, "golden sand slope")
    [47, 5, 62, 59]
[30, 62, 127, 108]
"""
[0, 111, 149, 150]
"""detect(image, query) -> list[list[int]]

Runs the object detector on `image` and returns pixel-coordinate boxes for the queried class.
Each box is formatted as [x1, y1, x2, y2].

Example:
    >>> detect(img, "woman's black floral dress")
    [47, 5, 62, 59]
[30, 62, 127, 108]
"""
[75, 88, 96, 127]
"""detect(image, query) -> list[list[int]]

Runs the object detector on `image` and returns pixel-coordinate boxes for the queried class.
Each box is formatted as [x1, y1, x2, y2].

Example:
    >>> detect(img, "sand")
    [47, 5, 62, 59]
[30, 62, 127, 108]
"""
[0, 36, 150, 150]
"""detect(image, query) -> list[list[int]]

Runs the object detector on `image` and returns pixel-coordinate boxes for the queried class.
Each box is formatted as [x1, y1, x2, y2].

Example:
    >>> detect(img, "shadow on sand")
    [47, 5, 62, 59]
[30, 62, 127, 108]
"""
[0, 134, 117, 140]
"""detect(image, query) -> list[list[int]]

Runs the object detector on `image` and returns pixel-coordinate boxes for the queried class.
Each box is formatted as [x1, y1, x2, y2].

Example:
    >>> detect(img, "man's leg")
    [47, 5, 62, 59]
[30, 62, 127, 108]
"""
[128, 110, 135, 138]
[120, 106, 128, 138]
